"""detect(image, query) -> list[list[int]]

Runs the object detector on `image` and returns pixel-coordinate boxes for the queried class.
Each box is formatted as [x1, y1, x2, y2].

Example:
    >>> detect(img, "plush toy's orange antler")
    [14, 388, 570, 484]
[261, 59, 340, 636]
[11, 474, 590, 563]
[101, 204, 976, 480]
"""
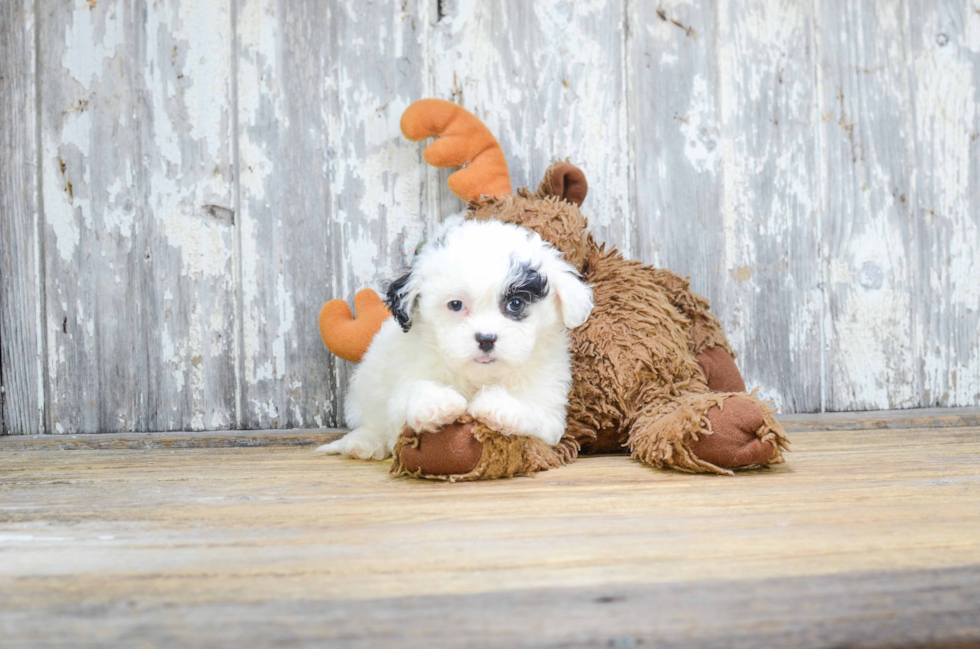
[319, 289, 391, 363]
[401, 99, 512, 202]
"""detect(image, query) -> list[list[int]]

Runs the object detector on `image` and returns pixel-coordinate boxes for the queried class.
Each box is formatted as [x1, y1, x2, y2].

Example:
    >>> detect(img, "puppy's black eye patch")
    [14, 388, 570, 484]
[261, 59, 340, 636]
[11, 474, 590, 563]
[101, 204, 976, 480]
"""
[500, 262, 548, 321]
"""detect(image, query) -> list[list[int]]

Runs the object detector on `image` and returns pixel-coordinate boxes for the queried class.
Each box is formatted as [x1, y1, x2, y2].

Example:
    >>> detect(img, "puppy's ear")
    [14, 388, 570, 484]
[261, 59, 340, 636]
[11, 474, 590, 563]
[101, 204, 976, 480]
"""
[428, 211, 466, 246]
[543, 252, 594, 329]
[384, 269, 420, 332]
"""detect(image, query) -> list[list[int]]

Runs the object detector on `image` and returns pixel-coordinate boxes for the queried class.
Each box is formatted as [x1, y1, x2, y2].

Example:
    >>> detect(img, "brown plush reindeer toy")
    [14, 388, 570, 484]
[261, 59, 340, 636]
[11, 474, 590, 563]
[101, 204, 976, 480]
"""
[320, 99, 789, 481]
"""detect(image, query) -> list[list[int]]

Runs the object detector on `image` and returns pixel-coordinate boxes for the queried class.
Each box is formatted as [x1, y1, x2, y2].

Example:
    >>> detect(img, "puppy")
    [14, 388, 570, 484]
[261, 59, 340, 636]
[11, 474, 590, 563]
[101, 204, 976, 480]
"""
[317, 217, 594, 460]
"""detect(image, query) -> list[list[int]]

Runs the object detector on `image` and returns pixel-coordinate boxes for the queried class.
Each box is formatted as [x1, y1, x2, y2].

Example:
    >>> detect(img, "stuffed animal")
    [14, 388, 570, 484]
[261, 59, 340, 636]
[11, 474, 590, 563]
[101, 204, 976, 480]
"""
[319, 99, 789, 480]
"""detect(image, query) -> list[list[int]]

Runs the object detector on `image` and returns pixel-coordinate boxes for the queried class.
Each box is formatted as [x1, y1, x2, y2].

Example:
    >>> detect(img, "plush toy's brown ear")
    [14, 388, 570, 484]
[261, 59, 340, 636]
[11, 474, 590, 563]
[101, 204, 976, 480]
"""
[538, 162, 588, 206]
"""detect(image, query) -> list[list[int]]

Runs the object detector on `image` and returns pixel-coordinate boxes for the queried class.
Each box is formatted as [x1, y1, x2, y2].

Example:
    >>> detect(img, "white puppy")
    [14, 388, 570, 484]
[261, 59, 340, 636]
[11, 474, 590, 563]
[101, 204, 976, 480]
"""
[317, 217, 594, 460]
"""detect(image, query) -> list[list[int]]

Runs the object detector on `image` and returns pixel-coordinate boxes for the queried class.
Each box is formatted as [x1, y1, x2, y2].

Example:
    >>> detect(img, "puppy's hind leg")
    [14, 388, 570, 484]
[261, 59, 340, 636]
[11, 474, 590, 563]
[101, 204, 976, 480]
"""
[316, 426, 390, 460]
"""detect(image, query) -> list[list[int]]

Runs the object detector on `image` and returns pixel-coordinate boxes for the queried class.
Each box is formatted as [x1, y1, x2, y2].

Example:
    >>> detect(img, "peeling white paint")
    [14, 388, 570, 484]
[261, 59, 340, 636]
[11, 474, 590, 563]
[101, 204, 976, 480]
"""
[102, 173, 135, 238]
[908, 2, 980, 405]
[43, 146, 80, 262]
[273, 272, 295, 380]
[239, 209, 262, 386]
[829, 226, 917, 408]
[161, 212, 234, 278]
[61, 2, 124, 91]
[358, 135, 425, 275]
[817, 0, 922, 411]
[680, 75, 718, 173]
[43, 107, 97, 262]
[251, 398, 279, 422]
[713, 0, 823, 414]
[346, 231, 382, 288]
[171, 0, 230, 158]
[237, 0, 281, 400]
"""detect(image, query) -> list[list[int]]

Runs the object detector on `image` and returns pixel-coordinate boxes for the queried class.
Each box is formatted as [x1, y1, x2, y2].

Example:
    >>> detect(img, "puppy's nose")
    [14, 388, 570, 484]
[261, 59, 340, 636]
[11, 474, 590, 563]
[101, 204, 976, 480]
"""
[475, 332, 497, 353]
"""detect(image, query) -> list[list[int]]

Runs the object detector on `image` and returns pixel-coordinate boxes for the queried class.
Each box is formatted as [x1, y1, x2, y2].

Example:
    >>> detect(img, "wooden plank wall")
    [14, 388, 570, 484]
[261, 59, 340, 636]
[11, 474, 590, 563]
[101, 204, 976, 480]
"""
[1, 0, 978, 434]
[1, 0, 43, 435]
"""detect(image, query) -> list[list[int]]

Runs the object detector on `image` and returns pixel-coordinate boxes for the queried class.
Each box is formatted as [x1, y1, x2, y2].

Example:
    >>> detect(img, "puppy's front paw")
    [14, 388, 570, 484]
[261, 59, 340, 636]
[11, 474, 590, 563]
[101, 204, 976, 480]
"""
[467, 388, 526, 437]
[406, 386, 468, 433]
[316, 427, 389, 460]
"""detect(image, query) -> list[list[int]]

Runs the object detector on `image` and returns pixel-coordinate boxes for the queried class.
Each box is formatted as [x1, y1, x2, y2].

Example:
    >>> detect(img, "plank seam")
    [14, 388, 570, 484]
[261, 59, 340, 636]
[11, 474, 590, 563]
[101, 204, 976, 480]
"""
[230, 0, 244, 430]
[622, 0, 638, 261]
[899, 0, 924, 407]
[812, 0, 828, 414]
[33, 0, 49, 434]
[134, 1, 151, 432]
[899, 0, 922, 410]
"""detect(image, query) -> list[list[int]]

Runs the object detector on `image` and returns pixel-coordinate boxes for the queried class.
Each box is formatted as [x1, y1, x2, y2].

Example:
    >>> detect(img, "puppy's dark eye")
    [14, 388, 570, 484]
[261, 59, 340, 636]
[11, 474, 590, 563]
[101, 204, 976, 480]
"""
[506, 298, 525, 314]
[448, 300, 464, 312]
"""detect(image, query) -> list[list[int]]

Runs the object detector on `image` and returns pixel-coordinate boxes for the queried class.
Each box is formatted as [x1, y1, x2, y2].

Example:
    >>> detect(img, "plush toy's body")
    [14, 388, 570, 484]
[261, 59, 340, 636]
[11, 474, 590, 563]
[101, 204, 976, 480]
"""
[320, 99, 789, 480]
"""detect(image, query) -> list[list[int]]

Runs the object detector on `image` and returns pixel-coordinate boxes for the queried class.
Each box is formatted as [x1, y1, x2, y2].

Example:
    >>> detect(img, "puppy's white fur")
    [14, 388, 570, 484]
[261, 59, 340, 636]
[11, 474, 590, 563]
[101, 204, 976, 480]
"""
[317, 217, 593, 460]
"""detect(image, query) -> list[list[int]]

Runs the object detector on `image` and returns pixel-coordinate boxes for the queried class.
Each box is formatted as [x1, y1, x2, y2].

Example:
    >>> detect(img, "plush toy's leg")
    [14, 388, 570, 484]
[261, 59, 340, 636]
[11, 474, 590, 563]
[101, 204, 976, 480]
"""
[649, 269, 734, 356]
[648, 269, 751, 393]
[627, 392, 788, 475]
[390, 416, 578, 482]
[696, 346, 746, 393]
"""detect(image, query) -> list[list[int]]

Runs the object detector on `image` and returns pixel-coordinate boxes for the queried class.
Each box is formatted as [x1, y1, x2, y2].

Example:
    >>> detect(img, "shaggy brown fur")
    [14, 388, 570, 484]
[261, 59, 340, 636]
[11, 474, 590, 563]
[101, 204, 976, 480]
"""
[389, 161, 789, 480]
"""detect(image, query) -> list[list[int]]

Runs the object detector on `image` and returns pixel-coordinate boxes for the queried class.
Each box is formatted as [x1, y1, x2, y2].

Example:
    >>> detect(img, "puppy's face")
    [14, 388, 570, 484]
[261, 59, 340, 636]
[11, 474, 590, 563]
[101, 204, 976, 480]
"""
[385, 219, 593, 377]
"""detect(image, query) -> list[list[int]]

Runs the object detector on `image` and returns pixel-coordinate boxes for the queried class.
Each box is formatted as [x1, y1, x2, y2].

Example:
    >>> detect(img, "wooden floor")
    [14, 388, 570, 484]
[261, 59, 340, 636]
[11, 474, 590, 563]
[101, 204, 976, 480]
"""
[2, 414, 980, 648]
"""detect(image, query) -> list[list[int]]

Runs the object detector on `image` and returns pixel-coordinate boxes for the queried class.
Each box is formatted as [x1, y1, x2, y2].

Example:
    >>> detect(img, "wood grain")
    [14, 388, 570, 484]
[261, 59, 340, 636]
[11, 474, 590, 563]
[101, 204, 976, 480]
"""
[1, 426, 979, 646]
[1, 0, 43, 435]
[5, 567, 975, 648]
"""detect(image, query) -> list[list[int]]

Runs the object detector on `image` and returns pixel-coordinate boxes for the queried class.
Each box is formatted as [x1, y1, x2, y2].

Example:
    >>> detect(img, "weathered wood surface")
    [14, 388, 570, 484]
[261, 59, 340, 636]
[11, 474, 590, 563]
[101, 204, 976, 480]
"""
[2, 426, 980, 646]
[1, 0, 43, 435]
[2, 0, 979, 433]
[908, 0, 980, 409]
[5, 567, 978, 648]
[718, 1, 824, 415]
[36, 0, 238, 434]
[235, 0, 430, 430]
[429, 0, 632, 248]
[821, 0, 920, 411]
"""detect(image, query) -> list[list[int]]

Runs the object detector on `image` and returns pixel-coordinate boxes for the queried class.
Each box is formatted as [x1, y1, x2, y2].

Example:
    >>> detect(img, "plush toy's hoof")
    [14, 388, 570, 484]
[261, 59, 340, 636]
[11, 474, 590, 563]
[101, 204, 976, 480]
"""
[396, 422, 484, 476]
[392, 417, 579, 481]
[696, 346, 747, 393]
[692, 396, 776, 468]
